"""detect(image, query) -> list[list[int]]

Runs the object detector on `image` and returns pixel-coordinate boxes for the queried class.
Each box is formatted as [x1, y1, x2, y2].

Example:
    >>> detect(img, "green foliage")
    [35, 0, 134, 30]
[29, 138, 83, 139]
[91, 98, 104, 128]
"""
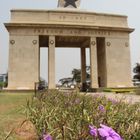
[0, 82, 8, 89]
[59, 66, 91, 87]
[133, 63, 140, 82]
[58, 78, 73, 87]
[71, 68, 81, 83]
[0, 82, 4, 87]
[71, 66, 91, 84]
[26, 90, 140, 140]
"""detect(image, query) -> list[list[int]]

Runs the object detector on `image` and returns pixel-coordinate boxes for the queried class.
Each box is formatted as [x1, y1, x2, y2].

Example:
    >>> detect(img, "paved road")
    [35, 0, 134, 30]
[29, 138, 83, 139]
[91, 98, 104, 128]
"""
[87, 92, 140, 104]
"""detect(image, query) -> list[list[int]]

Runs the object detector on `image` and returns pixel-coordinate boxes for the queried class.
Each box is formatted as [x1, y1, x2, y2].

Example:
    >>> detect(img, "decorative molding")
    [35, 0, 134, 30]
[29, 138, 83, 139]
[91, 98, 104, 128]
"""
[32, 40, 37, 45]
[50, 40, 55, 45]
[10, 40, 15, 45]
[91, 41, 96, 46]
[106, 42, 111, 46]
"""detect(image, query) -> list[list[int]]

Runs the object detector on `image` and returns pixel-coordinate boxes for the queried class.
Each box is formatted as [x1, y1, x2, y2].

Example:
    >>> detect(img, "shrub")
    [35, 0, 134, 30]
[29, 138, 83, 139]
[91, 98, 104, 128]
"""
[0, 82, 3, 86]
[26, 90, 140, 140]
[0, 82, 4, 90]
[0, 82, 7, 89]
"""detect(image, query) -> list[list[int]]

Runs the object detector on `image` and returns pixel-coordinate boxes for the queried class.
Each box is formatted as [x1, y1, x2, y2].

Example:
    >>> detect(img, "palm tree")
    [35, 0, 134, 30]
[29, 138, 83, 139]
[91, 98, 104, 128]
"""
[71, 66, 91, 84]
[71, 68, 81, 84]
[58, 66, 91, 88]
[59, 77, 73, 87]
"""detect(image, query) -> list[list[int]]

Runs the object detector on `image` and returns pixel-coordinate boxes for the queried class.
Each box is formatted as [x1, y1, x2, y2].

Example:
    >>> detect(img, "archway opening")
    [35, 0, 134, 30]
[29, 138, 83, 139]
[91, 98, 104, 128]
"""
[39, 35, 91, 89]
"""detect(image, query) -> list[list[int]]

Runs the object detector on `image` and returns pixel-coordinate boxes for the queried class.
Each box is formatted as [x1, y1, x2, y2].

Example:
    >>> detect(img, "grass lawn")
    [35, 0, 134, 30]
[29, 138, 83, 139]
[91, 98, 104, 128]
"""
[0, 92, 36, 140]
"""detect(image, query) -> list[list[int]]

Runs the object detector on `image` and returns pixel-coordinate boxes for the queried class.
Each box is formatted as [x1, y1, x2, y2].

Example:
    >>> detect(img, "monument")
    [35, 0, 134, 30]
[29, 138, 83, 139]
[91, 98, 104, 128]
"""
[5, 0, 134, 90]
[58, 0, 81, 8]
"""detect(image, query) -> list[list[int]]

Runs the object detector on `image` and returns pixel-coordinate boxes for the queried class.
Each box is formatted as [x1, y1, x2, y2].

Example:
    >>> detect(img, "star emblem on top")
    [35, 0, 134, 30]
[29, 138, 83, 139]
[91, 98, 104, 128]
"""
[64, 0, 78, 8]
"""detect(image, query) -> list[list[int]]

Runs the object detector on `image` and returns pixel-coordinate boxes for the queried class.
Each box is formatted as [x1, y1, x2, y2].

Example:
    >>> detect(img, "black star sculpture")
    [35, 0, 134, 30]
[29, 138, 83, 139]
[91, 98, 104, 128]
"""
[64, 0, 78, 8]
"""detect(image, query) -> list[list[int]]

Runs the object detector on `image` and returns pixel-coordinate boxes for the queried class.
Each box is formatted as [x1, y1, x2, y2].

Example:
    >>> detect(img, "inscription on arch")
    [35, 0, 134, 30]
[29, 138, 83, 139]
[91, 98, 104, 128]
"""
[33, 28, 111, 37]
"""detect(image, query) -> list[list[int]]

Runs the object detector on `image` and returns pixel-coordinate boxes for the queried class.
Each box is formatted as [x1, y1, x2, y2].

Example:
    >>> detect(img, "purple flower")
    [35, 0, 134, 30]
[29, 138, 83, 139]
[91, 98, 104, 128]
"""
[108, 98, 118, 104]
[43, 134, 52, 140]
[99, 105, 105, 112]
[98, 124, 123, 140]
[89, 125, 97, 137]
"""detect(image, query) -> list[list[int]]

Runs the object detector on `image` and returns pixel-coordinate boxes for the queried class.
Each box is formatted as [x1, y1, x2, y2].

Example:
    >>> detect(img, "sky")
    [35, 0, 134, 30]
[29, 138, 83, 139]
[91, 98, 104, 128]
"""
[0, 0, 140, 82]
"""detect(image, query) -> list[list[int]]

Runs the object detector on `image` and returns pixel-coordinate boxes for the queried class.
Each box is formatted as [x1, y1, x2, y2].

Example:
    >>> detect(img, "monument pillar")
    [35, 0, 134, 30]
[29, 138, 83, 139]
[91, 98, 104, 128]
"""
[8, 35, 39, 89]
[105, 37, 133, 87]
[81, 47, 86, 84]
[90, 37, 99, 88]
[48, 35, 56, 89]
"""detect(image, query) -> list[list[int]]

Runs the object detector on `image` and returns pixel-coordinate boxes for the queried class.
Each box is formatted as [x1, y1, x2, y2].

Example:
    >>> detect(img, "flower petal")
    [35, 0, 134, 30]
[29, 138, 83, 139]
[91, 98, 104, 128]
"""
[43, 134, 52, 140]
[98, 128, 109, 137]
[89, 125, 97, 137]
[111, 135, 123, 140]
[109, 129, 123, 140]
[106, 137, 114, 140]
[100, 124, 112, 132]
[89, 125, 94, 129]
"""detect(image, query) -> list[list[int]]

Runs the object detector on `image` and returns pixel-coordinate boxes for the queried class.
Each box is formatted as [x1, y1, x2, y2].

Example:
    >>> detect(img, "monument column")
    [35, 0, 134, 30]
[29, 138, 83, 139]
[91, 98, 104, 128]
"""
[90, 37, 99, 88]
[48, 35, 55, 89]
[81, 47, 86, 84]
[105, 37, 133, 87]
[8, 35, 39, 89]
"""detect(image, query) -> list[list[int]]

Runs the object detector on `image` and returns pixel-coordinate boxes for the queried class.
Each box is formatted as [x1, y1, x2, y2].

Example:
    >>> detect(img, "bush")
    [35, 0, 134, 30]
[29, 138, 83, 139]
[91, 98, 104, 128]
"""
[0, 82, 7, 89]
[26, 90, 140, 140]
[0, 82, 4, 89]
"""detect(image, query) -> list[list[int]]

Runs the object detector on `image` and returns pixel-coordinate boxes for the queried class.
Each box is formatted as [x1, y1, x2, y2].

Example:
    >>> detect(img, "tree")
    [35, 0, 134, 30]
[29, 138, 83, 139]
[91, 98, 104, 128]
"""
[72, 68, 81, 83]
[86, 66, 90, 81]
[58, 66, 91, 87]
[59, 77, 73, 87]
[133, 63, 140, 85]
[71, 66, 91, 84]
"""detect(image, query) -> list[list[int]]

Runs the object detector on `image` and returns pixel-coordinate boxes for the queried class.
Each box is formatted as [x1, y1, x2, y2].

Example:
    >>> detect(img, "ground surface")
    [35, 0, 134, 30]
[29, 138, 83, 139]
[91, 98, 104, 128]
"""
[0, 91, 139, 140]
[87, 92, 140, 104]
[0, 92, 36, 140]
